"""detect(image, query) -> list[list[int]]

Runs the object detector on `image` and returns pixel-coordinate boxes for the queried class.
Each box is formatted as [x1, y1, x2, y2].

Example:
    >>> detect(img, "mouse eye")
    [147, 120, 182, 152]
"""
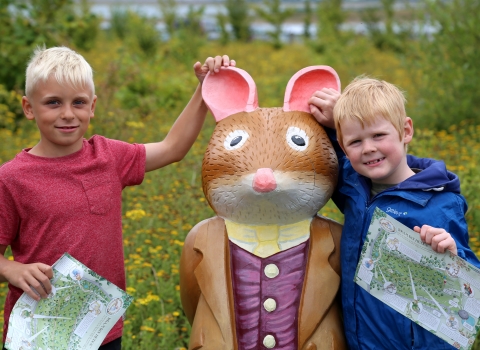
[224, 130, 249, 150]
[286, 127, 309, 151]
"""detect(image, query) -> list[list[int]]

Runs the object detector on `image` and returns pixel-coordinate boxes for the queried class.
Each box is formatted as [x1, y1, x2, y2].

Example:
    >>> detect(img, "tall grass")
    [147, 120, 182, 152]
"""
[0, 36, 479, 349]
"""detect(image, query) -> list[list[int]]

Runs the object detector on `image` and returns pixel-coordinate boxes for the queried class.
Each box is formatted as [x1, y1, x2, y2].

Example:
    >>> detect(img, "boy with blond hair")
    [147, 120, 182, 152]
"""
[309, 77, 480, 349]
[0, 46, 235, 349]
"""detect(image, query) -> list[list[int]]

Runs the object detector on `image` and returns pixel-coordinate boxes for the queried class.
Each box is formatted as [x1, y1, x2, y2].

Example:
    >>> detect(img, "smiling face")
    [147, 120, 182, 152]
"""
[340, 116, 415, 185]
[22, 75, 97, 157]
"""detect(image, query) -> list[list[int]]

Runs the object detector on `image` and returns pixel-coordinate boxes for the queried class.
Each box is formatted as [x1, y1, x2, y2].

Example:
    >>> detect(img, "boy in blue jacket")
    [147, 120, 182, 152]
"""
[308, 77, 480, 349]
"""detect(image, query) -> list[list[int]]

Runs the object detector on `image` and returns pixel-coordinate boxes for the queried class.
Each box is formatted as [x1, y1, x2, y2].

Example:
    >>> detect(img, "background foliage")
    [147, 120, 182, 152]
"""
[0, 0, 479, 348]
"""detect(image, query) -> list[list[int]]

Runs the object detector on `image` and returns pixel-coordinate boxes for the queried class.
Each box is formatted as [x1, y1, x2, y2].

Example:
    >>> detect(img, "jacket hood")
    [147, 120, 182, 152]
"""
[396, 154, 461, 193]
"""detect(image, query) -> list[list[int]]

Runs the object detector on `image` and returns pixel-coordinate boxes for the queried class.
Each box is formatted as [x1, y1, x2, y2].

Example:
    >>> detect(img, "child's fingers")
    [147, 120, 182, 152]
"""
[311, 88, 339, 99]
[432, 233, 457, 255]
[415, 225, 457, 255]
[40, 264, 54, 279]
[192, 61, 202, 72]
[416, 224, 433, 243]
[28, 268, 52, 297]
[309, 105, 327, 124]
[213, 55, 231, 72]
[221, 54, 231, 67]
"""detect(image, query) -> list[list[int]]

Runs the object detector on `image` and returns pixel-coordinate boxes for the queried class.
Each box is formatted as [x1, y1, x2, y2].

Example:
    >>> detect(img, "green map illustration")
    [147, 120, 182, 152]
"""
[355, 208, 480, 350]
[5, 253, 133, 350]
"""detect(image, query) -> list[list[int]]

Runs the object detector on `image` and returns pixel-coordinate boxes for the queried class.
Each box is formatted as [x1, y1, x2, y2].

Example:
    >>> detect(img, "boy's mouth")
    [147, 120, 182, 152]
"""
[365, 157, 385, 165]
[56, 126, 78, 129]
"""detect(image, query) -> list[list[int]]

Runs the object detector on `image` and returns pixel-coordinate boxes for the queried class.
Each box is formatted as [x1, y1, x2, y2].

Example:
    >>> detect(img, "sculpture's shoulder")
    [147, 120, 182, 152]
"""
[184, 216, 226, 252]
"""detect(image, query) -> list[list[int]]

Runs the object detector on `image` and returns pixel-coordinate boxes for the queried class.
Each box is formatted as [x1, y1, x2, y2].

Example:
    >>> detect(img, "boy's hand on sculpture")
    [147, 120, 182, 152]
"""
[2, 259, 53, 301]
[414, 225, 458, 255]
[193, 55, 236, 83]
[308, 88, 341, 129]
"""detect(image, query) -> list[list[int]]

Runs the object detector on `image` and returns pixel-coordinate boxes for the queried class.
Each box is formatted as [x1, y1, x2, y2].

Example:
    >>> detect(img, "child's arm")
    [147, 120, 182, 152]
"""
[144, 55, 236, 172]
[308, 88, 341, 129]
[0, 244, 53, 301]
[414, 225, 458, 255]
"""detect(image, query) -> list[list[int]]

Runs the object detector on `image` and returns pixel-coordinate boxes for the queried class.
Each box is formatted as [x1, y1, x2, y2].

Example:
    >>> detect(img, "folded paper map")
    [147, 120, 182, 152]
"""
[5, 253, 133, 350]
[355, 207, 480, 350]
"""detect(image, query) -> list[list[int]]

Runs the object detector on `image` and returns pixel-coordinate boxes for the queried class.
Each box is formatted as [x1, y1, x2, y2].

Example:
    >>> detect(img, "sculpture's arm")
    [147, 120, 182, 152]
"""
[180, 222, 205, 325]
[327, 218, 343, 276]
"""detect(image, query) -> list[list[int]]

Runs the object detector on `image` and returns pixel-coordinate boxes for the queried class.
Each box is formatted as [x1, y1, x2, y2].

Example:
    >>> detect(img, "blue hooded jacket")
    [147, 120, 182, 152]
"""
[332, 137, 480, 349]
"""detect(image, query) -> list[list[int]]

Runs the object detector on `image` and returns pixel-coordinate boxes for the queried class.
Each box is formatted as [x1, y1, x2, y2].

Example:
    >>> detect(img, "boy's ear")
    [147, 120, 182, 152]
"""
[90, 95, 97, 118]
[403, 117, 414, 144]
[339, 143, 349, 159]
[22, 96, 35, 121]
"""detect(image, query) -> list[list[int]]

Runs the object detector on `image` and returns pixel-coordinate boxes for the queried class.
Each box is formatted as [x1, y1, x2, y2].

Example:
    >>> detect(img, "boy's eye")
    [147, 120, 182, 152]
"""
[46, 100, 60, 105]
[73, 100, 86, 106]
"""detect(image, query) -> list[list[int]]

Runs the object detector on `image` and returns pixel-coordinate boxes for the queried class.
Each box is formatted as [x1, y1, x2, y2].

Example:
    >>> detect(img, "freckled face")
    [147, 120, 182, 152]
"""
[22, 75, 97, 157]
[340, 117, 414, 184]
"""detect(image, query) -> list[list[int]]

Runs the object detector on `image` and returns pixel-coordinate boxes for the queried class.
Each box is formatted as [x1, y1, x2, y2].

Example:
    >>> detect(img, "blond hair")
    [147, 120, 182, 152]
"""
[333, 76, 407, 148]
[25, 46, 94, 98]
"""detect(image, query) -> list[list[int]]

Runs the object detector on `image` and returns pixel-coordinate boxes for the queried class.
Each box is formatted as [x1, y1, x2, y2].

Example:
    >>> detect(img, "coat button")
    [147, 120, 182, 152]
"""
[263, 335, 276, 348]
[264, 264, 279, 278]
[263, 298, 277, 312]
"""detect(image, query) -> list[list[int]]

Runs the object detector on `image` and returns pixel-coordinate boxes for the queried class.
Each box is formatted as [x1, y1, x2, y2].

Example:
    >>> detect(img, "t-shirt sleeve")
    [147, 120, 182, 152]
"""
[0, 180, 19, 245]
[104, 137, 146, 188]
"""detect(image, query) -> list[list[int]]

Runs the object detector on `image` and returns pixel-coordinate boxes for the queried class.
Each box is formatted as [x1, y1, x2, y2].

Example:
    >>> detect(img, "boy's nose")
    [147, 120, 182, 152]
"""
[61, 106, 75, 119]
[362, 140, 377, 153]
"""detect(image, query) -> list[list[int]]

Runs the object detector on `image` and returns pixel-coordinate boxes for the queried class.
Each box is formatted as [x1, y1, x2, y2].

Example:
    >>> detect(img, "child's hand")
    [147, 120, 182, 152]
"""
[414, 225, 458, 255]
[4, 261, 53, 301]
[193, 55, 236, 84]
[308, 88, 340, 129]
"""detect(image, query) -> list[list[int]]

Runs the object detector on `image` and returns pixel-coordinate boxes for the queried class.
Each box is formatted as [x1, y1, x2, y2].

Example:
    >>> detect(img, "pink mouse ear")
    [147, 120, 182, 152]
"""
[202, 66, 258, 123]
[283, 66, 341, 113]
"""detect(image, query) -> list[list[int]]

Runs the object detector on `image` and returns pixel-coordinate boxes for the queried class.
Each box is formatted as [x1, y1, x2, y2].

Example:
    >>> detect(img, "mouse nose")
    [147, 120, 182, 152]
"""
[253, 168, 277, 193]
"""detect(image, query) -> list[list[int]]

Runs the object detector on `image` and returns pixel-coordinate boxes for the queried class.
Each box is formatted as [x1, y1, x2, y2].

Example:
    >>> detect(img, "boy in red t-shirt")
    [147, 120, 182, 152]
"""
[0, 46, 235, 349]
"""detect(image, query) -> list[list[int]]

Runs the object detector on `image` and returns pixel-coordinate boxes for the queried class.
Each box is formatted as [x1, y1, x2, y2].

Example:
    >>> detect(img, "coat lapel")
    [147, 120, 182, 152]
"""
[298, 217, 341, 347]
[193, 217, 236, 349]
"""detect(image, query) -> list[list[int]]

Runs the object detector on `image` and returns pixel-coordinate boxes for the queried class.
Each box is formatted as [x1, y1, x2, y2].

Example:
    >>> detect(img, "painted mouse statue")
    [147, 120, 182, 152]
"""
[180, 66, 346, 350]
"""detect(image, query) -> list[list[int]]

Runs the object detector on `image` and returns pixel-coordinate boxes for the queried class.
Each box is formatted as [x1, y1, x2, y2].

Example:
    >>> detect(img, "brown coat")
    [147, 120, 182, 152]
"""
[180, 215, 347, 350]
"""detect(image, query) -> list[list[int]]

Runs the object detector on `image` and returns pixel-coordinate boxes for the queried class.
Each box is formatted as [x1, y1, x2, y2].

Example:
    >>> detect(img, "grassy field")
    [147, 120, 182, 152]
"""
[0, 36, 479, 349]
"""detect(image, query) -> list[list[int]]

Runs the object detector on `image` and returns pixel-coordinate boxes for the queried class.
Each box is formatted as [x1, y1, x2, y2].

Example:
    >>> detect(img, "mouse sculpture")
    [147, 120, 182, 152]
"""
[180, 66, 346, 350]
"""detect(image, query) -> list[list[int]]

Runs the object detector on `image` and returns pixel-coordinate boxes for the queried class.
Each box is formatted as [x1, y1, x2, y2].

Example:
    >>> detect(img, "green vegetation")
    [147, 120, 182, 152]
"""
[0, 0, 479, 348]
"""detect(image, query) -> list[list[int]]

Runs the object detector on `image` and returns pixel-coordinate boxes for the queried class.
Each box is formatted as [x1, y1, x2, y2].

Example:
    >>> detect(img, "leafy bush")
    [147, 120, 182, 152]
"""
[406, 0, 480, 129]
[0, 0, 100, 91]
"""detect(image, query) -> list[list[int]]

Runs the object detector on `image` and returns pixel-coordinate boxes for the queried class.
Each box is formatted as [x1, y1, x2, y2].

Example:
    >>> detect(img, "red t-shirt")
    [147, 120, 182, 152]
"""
[0, 135, 146, 344]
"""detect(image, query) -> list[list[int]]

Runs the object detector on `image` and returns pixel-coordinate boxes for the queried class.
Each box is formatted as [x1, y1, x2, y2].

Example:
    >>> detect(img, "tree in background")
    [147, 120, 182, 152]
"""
[409, 0, 480, 129]
[109, 10, 161, 57]
[225, 0, 251, 42]
[168, 5, 207, 65]
[303, 0, 313, 40]
[314, 0, 345, 51]
[215, 12, 231, 46]
[0, 0, 99, 92]
[255, 0, 295, 49]
[360, 0, 409, 53]
[158, 0, 178, 39]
